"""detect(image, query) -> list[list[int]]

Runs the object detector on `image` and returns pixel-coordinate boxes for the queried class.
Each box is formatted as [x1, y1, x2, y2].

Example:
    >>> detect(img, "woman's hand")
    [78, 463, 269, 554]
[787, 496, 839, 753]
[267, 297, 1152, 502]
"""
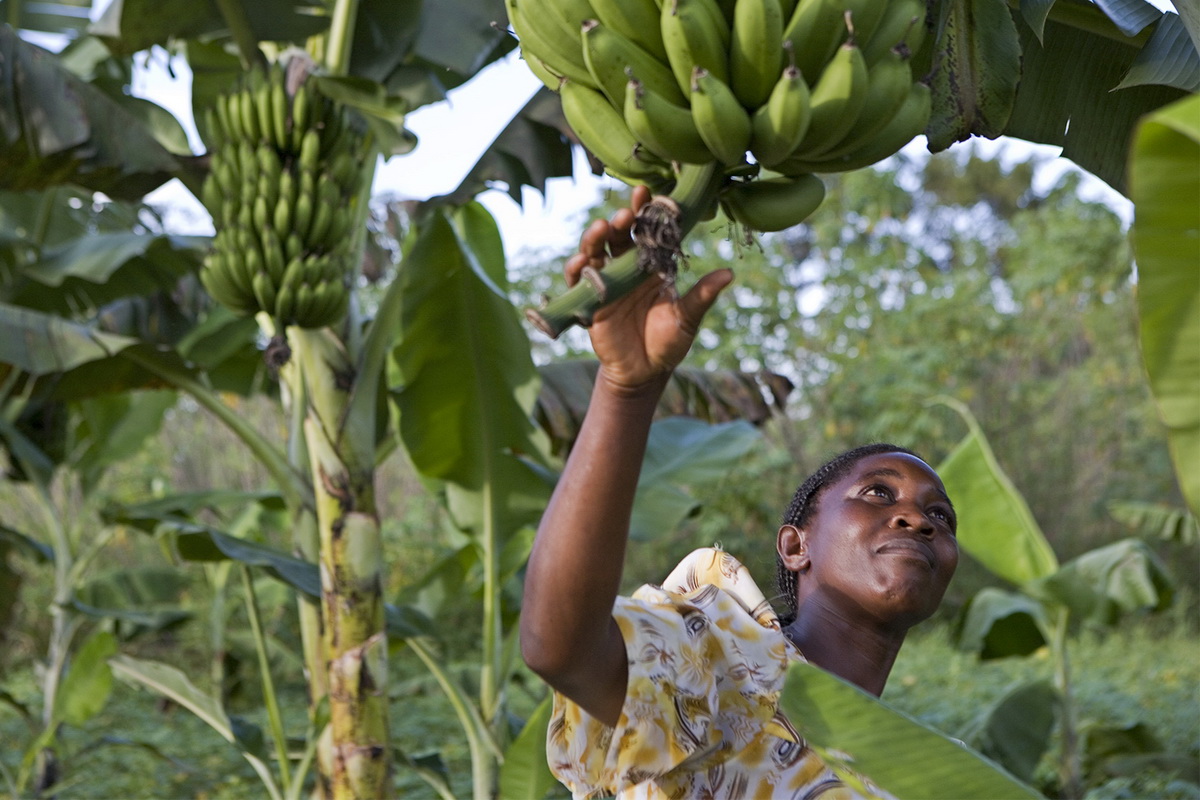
[565, 186, 734, 394]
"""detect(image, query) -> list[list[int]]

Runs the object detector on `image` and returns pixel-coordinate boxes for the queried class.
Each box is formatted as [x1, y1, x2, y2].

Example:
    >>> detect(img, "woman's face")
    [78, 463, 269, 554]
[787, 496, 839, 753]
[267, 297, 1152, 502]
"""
[786, 452, 959, 629]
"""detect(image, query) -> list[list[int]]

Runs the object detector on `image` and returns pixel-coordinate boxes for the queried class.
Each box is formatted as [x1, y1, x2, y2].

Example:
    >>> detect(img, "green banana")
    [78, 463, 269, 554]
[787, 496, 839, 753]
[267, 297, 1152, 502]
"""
[252, 270, 278, 315]
[308, 182, 336, 244]
[842, 0, 889, 56]
[285, 231, 304, 263]
[274, 283, 296, 325]
[582, 19, 686, 109]
[201, 255, 256, 315]
[256, 173, 280, 219]
[239, 89, 261, 143]
[222, 93, 243, 142]
[273, 194, 293, 237]
[690, 66, 752, 166]
[808, 47, 912, 160]
[505, 0, 596, 87]
[783, 0, 848, 86]
[253, 195, 271, 231]
[214, 96, 234, 143]
[291, 82, 311, 150]
[255, 82, 274, 150]
[201, 173, 222, 216]
[749, 64, 812, 167]
[624, 78, 714, 165]
[203, 107, 223, 151]
[789, 39, 868, 159]
[521, 46, 566, 89]
[312, 282, 336, 327]
[317, 281, 349, 326]
[211, 152, 237, 201]
[221, 246, 256, 300]
[278, 170, 298, 222]
[294, 188, 315, 241]
[271, 79, 289, 152]
[660, 0, 730, 97]
[326, 206, 352, 246]
[730, 0, 784, 109]
[590, 0, 668, 61]
[541, 0, 596, 40]
[294, 283, 315, 325]
[560, 80, 671, 180]
[262, 228, 286, 285]
[862, 0, 925, 63]
[257, 144, 281, 189]
[775, 81, 931, 174]
[299, 129, 321, 175]
[720, 173, 825, 231]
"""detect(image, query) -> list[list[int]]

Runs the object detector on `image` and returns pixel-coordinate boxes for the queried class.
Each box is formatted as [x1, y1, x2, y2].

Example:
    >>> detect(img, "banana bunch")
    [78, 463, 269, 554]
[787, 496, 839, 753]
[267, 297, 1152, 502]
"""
[506, 0, 929, 232]
[199, 60, 368, 329]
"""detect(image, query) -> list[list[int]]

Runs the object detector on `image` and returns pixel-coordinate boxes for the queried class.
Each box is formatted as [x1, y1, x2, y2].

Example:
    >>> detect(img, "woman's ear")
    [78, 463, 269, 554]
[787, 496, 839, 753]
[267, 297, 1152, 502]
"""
[777, 524, 810, 573]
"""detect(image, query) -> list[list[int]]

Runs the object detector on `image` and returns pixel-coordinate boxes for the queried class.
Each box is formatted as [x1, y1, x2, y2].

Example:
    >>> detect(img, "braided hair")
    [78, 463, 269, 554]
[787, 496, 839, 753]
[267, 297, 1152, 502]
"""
[776, 443, 920, 625]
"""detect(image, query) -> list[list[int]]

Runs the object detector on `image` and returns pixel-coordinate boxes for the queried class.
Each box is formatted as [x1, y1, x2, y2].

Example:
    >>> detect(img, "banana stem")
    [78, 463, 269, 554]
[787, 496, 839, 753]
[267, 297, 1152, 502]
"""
[325, 0, 361, 77]
[213, 0, 265, 71]
[525, 162, 725, 339]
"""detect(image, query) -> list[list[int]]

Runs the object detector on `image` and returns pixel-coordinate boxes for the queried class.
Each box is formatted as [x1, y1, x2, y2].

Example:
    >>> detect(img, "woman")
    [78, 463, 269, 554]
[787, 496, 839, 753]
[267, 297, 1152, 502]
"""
[520, 186, 959, 799]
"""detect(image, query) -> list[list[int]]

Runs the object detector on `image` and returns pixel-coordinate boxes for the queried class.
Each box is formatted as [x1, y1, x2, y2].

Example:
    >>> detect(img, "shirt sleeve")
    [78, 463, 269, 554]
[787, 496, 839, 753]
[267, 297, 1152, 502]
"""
[545, 582, 790, 798]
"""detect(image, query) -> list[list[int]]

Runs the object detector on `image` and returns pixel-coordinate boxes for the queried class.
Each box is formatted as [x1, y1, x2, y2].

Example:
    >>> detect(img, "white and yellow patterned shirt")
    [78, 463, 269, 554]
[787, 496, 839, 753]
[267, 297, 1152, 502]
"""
[547, 547, 884, 800]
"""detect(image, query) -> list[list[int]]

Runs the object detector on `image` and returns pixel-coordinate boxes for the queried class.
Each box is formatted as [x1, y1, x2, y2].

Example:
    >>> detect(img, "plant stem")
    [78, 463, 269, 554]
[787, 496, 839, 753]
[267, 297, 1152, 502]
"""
[34, 481, 73, 794]
[325, 0, 361, 76]
[293, 328, 391, 800]
[213, 0, 265, 70]
[241, 566, 293, 797]
[1050, 608, 1083, 800]
[477, 477, 502, 800]
[525, 161, 725, 338]
[409, 638, 503, 800]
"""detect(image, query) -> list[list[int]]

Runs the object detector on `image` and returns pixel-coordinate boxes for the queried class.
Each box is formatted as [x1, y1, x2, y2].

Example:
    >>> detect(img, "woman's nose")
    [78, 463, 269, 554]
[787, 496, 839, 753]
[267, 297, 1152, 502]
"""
[893, 507, 934, 534]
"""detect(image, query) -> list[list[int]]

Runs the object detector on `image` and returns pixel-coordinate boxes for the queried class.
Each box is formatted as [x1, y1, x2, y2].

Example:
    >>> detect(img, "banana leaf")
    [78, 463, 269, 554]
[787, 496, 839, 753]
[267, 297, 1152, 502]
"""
[779, 660, 1042, 799]
[1129, 93, 1200, 517]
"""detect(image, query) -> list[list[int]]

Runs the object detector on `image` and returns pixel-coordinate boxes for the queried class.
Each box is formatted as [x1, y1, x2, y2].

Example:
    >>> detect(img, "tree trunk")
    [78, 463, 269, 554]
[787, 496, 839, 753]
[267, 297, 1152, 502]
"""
[296, 329, 391, 799]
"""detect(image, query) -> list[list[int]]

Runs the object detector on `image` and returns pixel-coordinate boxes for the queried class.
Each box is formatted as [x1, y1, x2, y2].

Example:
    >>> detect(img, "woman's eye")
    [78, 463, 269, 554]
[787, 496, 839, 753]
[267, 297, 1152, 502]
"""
[865, 484, 893, 500]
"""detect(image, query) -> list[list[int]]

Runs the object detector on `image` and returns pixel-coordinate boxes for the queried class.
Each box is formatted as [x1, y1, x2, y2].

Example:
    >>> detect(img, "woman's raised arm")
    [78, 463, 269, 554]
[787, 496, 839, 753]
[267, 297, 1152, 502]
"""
[519, 187, 732, 725]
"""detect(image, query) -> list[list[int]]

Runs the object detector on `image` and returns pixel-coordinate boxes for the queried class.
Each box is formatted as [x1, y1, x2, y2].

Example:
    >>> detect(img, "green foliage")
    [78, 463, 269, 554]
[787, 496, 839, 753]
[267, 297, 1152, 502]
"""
[779, 660, 1041, 798]
[1130, 93, 1200, 519]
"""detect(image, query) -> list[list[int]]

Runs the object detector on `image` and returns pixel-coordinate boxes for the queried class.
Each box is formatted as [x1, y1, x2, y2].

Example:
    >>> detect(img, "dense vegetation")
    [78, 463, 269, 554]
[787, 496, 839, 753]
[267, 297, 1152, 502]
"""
[2, 150, 1197, 799]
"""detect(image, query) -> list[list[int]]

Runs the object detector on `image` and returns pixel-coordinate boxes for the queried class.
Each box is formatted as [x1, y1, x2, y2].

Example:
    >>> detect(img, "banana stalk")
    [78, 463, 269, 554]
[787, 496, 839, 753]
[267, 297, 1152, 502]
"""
[525, 161, 725, 338]
[292, 327, 391, 800]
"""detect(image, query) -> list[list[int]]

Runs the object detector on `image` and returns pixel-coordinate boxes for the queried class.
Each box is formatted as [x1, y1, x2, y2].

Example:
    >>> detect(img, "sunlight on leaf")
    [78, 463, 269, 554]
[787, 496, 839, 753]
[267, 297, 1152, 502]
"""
[934, 398, 1059, 586]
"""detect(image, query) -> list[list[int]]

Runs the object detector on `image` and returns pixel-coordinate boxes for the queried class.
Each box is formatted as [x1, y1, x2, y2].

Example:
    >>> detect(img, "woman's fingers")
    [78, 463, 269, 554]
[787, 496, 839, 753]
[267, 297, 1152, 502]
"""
[566, 218, 614, 287]
[607, 186, 651, 259]
[568, 187, 657, 285]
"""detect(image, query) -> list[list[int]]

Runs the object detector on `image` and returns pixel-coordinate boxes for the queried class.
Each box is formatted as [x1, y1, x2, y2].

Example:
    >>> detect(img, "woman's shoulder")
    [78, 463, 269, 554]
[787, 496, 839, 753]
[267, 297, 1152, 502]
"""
[626, 546, 783, 634]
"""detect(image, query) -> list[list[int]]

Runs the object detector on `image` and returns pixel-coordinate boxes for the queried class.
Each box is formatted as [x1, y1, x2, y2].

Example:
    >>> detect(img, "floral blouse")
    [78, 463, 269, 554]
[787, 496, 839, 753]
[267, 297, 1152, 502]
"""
[546, 547, 885, 800]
